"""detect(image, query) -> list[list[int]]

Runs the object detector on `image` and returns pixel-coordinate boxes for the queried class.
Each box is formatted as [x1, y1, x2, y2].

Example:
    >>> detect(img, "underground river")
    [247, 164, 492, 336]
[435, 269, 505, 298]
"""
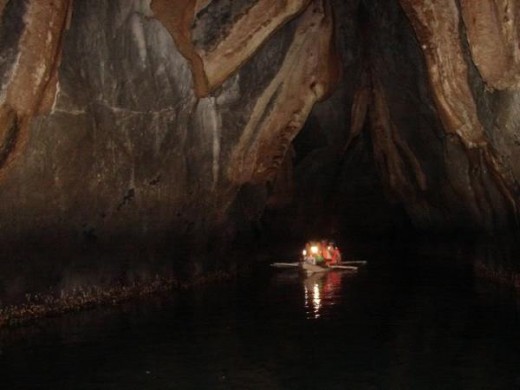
[1, 238, 519, 389]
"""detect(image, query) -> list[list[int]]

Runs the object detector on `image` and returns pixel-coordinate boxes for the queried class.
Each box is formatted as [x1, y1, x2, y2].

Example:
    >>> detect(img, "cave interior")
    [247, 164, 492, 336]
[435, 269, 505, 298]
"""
[0, 0, 520, 313]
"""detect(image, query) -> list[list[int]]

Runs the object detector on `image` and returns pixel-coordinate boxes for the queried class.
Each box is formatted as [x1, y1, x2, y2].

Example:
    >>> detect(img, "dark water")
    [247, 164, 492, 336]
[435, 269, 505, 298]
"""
[1, 243, 520, 389]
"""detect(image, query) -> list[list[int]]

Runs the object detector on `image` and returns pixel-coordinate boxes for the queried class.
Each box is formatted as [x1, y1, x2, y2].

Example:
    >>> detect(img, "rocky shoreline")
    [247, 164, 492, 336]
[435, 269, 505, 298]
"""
[0, 270, 234, 329]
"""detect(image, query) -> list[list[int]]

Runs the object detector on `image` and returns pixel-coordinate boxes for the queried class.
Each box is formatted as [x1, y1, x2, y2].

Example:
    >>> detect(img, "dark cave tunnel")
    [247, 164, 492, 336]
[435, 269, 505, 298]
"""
[0, 0, 520, 324]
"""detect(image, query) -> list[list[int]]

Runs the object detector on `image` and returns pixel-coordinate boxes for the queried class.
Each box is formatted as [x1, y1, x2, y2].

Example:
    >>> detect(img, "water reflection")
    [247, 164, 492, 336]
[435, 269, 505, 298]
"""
[303, 271, 344, 319]
[2, 245, 520, 389]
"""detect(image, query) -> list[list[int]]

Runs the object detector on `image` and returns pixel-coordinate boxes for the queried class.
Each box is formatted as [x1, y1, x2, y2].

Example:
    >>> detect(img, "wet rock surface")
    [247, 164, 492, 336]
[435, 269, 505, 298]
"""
[0, 0, 520, 315]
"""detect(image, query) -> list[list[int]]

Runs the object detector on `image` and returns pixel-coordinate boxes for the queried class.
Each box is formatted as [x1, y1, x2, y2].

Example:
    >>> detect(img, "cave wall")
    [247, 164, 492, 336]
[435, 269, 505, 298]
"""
[0, 0, 339, 247]
[0, 0, 519, 253]
[263, 0, 418, 240]
[0, 0, 343, 303]
[0, 0, 519, 315]
[280, 0, 520, 237]
[396, 0, 520, 230]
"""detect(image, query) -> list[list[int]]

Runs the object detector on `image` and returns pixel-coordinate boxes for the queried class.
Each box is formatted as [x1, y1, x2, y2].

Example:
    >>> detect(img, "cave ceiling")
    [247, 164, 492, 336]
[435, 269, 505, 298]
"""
[0, 0, 519, 242]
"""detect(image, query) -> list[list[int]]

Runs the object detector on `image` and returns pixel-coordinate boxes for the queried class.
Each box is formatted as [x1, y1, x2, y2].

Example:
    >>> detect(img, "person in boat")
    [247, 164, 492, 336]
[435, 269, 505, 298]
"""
[302, 241, 325, 266]
[314, 246, 325, 266]
[321, 240, 333, 266]
[302, 242, 314, 264]
[329, 241, 342, 265]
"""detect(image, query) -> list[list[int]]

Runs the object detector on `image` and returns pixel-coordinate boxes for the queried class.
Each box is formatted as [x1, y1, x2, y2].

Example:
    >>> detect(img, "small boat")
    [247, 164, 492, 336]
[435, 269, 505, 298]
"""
[270, 239, 366, 274]
[271, 261, 359, 273]
[301, 261, 358, 274]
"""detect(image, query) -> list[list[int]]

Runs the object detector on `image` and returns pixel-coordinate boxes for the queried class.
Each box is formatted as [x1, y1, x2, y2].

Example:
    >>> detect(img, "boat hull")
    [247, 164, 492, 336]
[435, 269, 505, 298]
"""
[301, 261, 329, 274]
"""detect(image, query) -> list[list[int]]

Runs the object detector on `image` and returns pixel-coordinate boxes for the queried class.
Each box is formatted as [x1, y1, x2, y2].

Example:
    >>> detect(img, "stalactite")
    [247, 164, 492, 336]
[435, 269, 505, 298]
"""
[399, 0, 487, 148]
[228, 0, 341, 184]
[150, 0, 207, 96]
[151, 0, 311, 97]
[369, 73, 427, 200]
[0, 0, 71, 177]
[459, 0, 520, 90]
[400, 0, 520, 222]
[343, 71, 370, 153]
[266, 147, 295, 208]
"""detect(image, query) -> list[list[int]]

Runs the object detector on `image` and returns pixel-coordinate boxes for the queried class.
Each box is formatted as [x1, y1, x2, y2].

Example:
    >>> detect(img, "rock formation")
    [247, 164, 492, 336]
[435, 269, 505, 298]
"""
[0, 0, 520, 309]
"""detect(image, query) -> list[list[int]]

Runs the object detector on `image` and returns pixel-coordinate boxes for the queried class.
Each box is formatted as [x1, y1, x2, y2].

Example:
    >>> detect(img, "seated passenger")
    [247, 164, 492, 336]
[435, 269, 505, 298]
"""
[302, 242, 315, 264]
[322, 240, 333, 266]
[330, 242, 342, 265]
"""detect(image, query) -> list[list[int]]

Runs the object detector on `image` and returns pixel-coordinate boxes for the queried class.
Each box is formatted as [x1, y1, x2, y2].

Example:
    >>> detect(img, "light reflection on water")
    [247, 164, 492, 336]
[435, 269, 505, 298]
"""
[303, 271, 346, 319]
[303, 273, 321, 318]
[312, 283, 320, 317]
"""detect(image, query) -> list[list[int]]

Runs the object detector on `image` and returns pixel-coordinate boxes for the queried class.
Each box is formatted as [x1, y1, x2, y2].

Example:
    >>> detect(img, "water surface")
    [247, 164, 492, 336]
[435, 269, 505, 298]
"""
[1, 244, 519, 389]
